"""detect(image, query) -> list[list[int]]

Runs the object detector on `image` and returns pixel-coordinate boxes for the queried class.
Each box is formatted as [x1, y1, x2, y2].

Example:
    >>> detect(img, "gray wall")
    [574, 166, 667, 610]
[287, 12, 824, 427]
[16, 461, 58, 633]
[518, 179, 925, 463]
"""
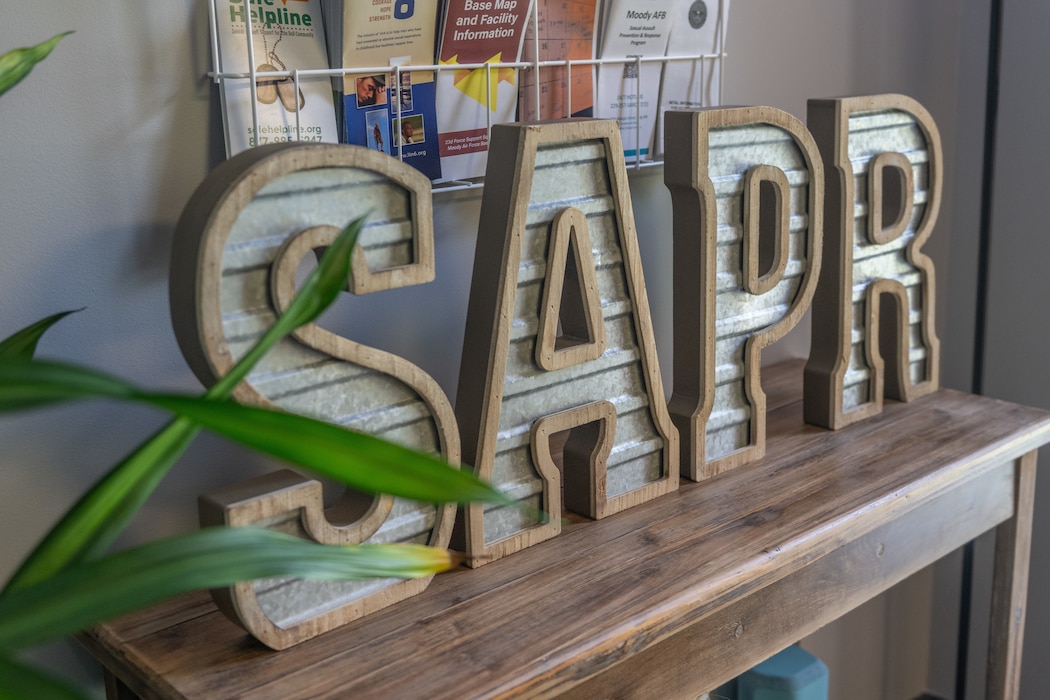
[979, 3, 1050, 699]
[0, 1, 1013, 696]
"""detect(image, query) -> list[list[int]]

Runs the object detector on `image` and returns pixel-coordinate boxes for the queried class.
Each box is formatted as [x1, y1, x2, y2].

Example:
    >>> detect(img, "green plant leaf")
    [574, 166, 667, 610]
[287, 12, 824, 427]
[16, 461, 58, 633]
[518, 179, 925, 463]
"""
[0, 528, 455, 652]
[2, 216, 388, 593]
[0, 309, 82, 362]
[0, 655, 90, 700]
[1, 364, 504, 593]
[3, 418, 201, 594]
[0, 359, 507, 505]
[0, 32, 72, 100]
[0, 362, 197, 594]
[147, 394, 505, 505]
[208, 213, 367, 398]
[0, 358, 138, 412]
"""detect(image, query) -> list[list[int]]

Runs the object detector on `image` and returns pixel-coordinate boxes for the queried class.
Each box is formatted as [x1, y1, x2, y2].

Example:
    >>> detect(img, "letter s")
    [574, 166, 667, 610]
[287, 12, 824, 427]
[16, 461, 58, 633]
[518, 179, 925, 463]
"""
[169, 142, 457, 649]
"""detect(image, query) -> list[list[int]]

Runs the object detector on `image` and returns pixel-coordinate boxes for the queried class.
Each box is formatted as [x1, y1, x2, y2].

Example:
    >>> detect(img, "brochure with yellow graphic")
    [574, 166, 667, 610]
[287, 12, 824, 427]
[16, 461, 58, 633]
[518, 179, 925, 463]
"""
[213, 0, 338, 157]
[436, 0, 535, 180]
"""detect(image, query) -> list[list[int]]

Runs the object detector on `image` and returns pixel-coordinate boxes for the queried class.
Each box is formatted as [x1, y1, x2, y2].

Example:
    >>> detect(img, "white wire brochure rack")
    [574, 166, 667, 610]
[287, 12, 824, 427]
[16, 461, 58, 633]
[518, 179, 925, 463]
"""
[207, 0, 728, 193]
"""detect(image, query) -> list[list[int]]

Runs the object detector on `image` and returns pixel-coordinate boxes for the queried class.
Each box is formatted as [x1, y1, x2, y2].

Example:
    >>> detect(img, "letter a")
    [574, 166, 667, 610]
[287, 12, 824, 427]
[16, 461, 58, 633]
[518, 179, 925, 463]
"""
[664, 107, 824, 481]
[455, 120, 678, 567]
[804, 94, 941, 429]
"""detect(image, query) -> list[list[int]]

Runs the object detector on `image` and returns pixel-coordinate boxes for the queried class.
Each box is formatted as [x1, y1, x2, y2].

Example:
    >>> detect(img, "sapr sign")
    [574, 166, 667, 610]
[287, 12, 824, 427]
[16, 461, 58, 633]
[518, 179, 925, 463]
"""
[170, 94, 940, 649]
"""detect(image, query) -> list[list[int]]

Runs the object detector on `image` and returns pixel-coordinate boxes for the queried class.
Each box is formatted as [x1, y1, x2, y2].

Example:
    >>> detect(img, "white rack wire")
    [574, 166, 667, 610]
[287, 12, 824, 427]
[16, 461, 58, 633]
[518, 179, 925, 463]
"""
[207, 0, 728, 194]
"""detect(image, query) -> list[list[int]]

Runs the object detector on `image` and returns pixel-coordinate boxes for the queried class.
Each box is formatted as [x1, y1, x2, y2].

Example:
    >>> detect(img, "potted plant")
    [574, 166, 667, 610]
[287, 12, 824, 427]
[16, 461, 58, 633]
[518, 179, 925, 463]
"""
[0, 35, 505, 699]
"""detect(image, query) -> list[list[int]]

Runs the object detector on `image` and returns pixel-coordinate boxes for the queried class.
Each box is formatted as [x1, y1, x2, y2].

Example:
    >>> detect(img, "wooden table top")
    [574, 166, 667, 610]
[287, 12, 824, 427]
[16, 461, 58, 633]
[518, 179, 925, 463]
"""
[80, 360, 1050, 699]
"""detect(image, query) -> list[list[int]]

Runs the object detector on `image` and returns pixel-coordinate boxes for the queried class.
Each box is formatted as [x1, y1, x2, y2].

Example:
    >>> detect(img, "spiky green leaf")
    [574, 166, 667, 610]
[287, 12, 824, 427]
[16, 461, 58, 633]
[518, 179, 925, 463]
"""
[0, 32, 72, 99]
[0, 656, 89, 700]
[0, 528, 455, 652]
[0, 309, 82, 362]
[2, 216, 485, 595]
[0, 359, 138, 412]
[3, 418, 201, 594]
[146, 394, 504, 505]
[209, 214, 366, 397]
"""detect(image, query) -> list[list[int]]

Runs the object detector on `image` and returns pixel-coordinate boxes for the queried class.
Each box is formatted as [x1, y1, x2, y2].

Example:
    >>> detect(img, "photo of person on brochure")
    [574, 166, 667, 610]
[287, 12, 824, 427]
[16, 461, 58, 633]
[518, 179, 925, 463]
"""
[356, 74, 387, 107]
[393, 114, 424, 146]
[365, 110, 390, 153]
[398, 69, 413, 111]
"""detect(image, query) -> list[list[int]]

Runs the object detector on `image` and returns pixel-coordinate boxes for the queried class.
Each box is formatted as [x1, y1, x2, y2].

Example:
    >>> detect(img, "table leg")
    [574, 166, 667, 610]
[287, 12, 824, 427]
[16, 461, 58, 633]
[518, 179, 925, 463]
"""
[104, 669, 141, 700]
[986, 450, 1037, 700]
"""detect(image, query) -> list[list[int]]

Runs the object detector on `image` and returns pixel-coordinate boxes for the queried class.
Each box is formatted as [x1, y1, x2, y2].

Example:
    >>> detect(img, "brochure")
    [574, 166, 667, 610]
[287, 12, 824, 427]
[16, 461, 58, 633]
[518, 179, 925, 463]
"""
[518, 0, 599, 121]
[436, 0, 535, 180]
[594, 0, 675, 160]
[325, 0, 443, 180]
[654, 0, 729, 156]
[213, 0, 339, 157]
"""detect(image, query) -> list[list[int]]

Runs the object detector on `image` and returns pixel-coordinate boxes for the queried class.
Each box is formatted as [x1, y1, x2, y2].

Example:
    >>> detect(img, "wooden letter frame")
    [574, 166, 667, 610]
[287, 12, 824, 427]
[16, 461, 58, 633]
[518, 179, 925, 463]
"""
[664, 107, 824, 481]
[454, 119, 679, 568]
[804, 94, 942, 430]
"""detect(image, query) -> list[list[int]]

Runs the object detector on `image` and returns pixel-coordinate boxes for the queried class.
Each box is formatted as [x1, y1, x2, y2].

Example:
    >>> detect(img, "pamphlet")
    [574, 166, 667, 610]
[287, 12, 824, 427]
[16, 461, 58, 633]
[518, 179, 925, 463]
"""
[594, 0, 675, 160]
[213, 0, 338, 157]
[436, 0, 535, 180]
[325, 0, 443, 180]
[654, 0, 729, 156]
[518, 0, 599, 121]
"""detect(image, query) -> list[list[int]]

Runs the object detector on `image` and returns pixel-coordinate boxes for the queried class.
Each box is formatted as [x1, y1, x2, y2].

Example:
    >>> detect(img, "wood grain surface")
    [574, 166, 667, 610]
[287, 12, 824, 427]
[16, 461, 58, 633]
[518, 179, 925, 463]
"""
[81, 360, 1050, 699]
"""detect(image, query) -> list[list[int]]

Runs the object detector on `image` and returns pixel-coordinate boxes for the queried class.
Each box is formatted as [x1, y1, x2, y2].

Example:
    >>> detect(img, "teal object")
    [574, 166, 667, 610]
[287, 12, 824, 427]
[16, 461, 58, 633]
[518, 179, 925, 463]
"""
[711, 678, 737, 699]
[737, 645, 828, 700]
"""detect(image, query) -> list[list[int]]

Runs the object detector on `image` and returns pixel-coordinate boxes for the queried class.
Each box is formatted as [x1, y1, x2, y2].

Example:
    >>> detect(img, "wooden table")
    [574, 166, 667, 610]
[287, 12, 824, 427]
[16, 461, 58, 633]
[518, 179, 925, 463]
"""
[81, 360, 1050, 699]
